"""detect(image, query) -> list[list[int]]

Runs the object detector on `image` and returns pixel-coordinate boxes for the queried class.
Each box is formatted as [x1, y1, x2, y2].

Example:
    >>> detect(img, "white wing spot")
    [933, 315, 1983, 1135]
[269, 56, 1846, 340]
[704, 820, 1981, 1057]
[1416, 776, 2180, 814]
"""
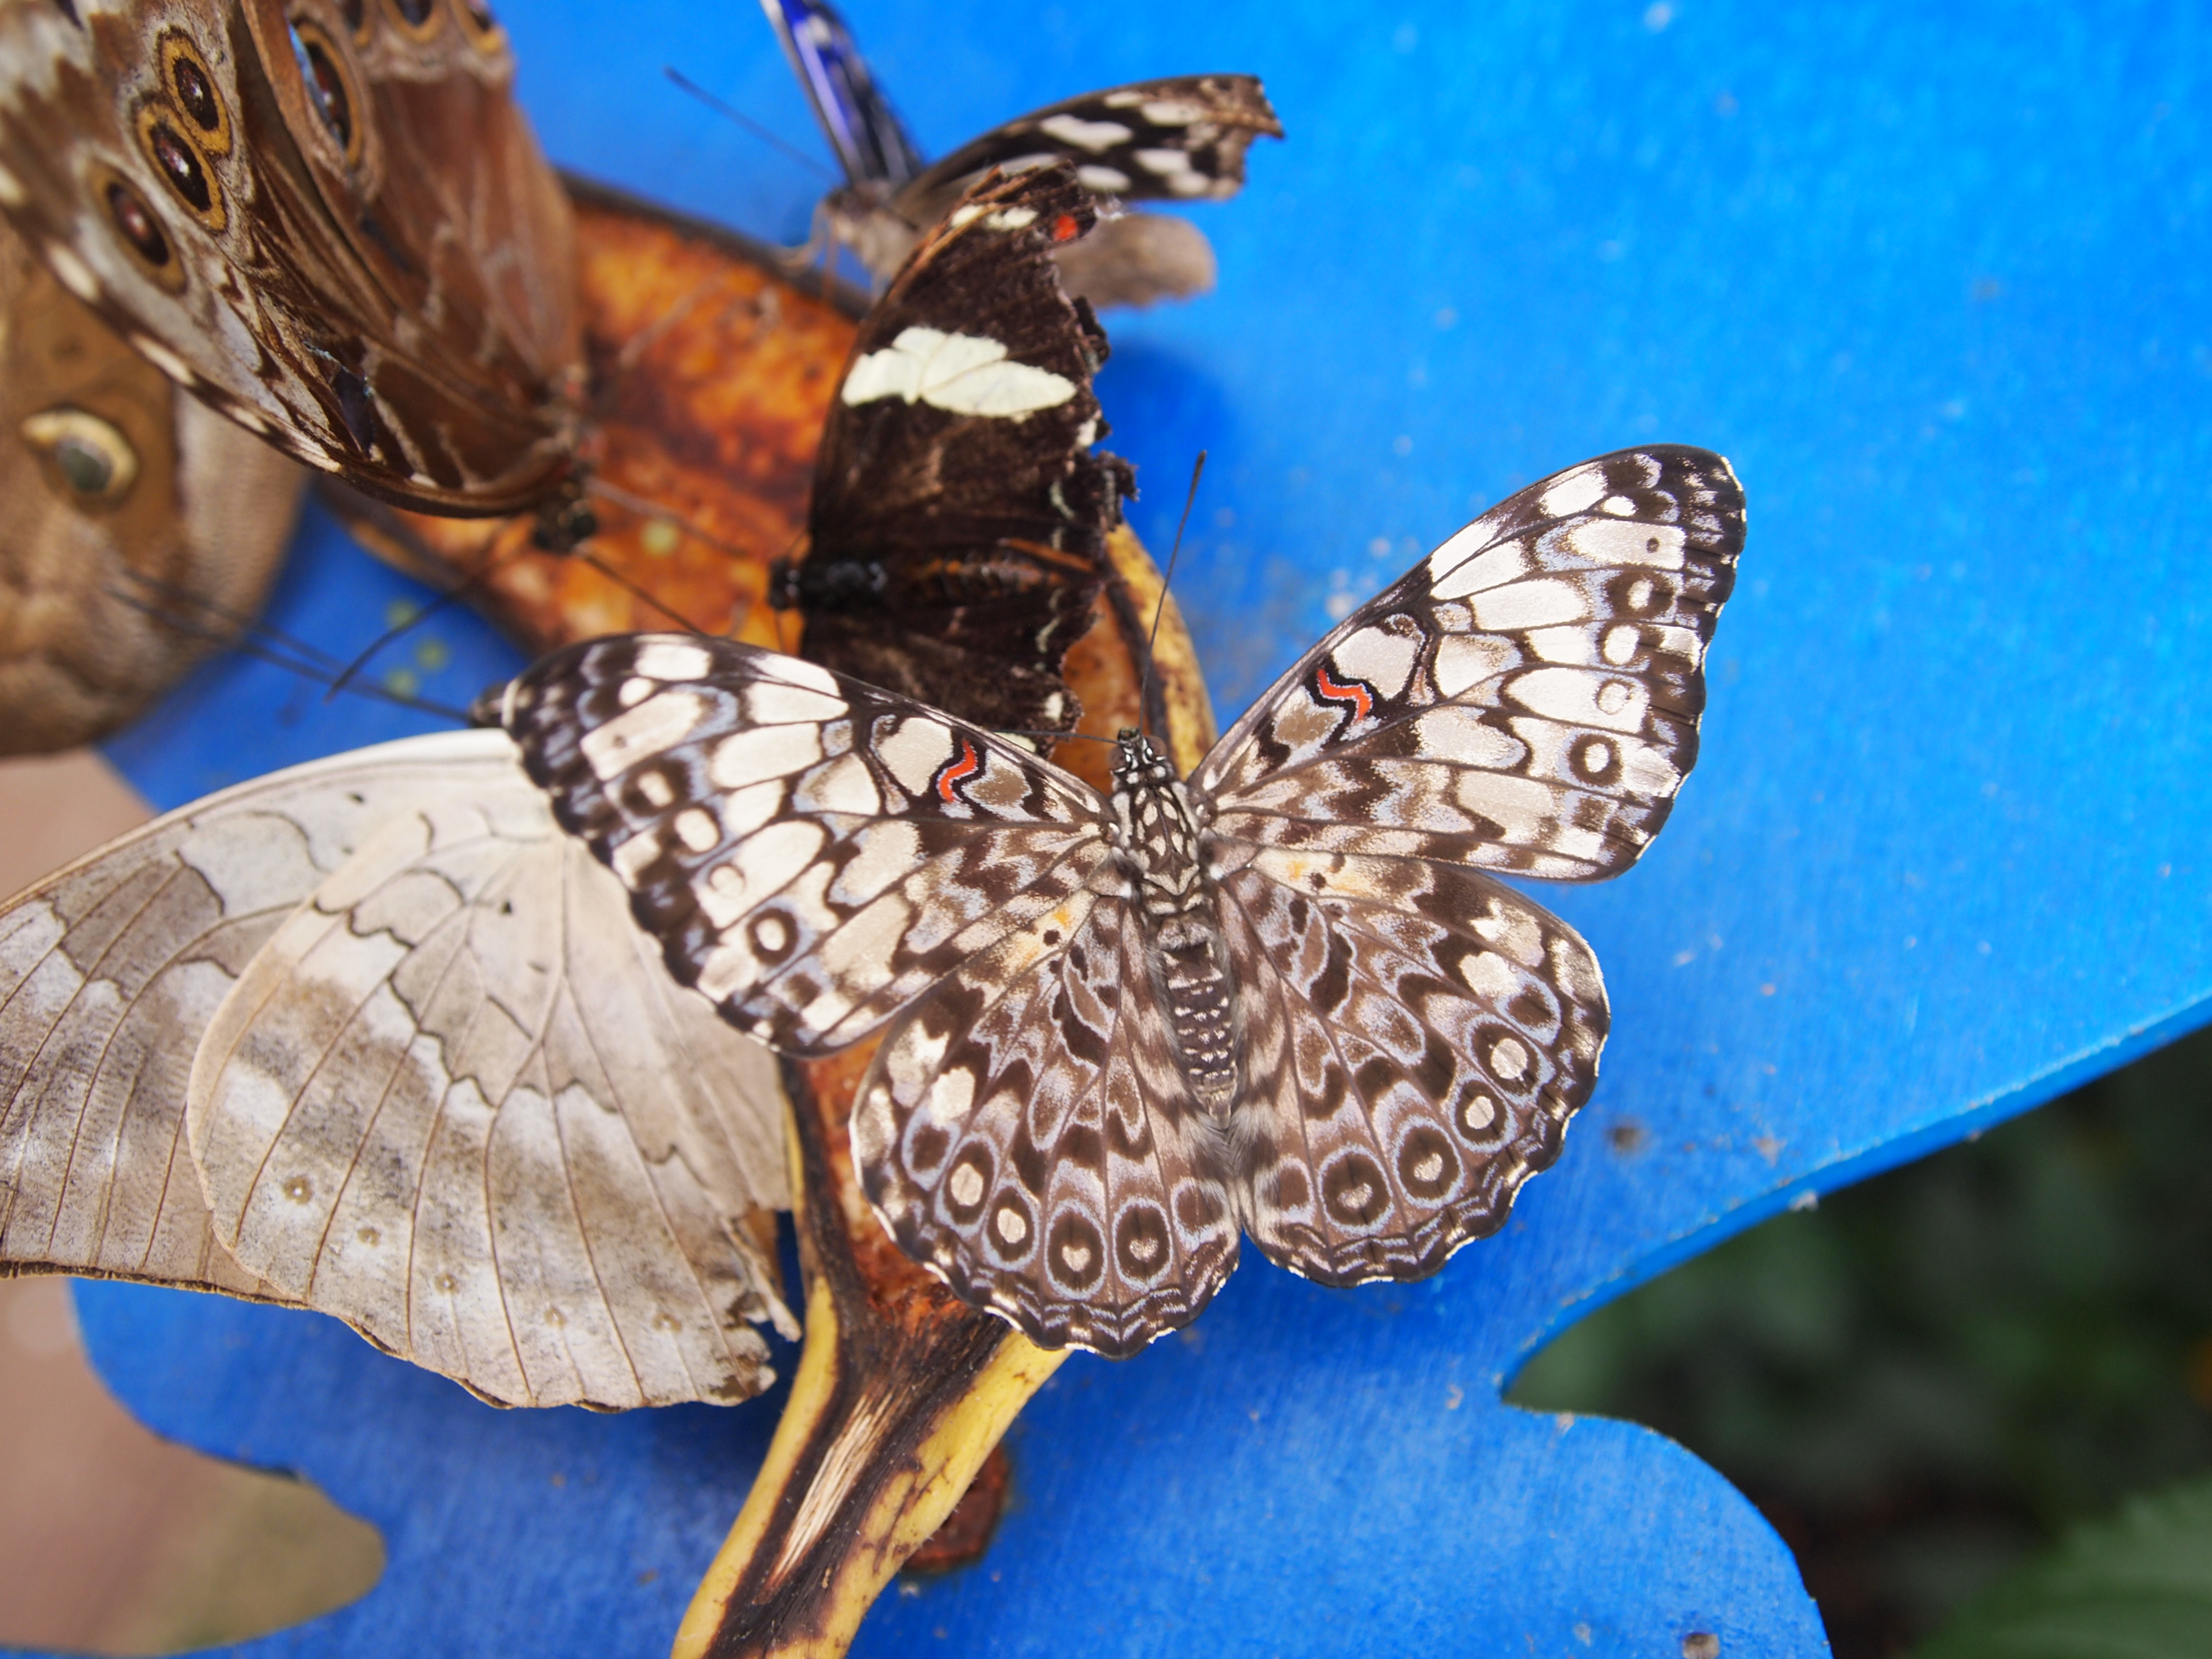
[706, 723, 823, 788]
[1601, 624, 1642, 665]
[1596, 680, 1634, 716]
[49, 244, 99, 303]
[1490, 1036, 1531, 1081]
[1076, 164, 1132, 193]
[985, 206, 1038, 229]
[766, 657, 840, 696]
[746, 681, 846, 724]
[1141, 99, 1204, 126]
[1331, 624, 1419, 698]
[633, 640, 713, 681]
[1602, 494, 1639, 515]
[0, 160, 23, 207]
[754, 913, 790, 953]
[1462, 1093, 1498, 1132]
[618, 676, 654, 707]
[994, 1204, 1030, 1245]
[1540, 465, 1607, 519]
[637, 772, 674, 806]
[674, 808, 720, 851]
[580, 691, 708, 780]
[875, 715, 956, 797]
[1039, 112, 1133, 151]
[949, 1161, 985, 1208]
[842, 327, 1075, 419]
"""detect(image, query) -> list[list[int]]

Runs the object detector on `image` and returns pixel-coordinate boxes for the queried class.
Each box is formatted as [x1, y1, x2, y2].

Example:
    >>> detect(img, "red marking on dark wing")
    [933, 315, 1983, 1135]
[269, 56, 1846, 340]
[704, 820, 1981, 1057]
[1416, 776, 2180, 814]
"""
[1312, 664, 1374, 721]
[1051, 213, 1081, 243]
[934, 738, 984, 803]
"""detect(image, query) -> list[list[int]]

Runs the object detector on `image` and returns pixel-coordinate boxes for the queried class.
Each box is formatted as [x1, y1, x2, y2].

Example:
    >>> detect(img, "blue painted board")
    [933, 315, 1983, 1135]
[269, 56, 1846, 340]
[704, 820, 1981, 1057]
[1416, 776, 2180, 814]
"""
[21, 0, 2212, 1654]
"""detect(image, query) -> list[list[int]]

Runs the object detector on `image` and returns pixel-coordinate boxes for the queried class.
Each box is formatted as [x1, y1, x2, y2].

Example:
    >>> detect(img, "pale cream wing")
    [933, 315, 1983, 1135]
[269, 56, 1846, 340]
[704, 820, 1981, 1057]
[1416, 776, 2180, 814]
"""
[188, 768, 794, 1410]
[0, 728, 517, 1295]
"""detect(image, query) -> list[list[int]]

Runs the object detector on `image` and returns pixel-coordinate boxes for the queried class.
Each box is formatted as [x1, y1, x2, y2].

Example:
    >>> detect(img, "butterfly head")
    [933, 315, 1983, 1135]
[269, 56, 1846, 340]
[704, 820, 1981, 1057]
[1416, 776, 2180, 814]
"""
[1113, 727, 1176, 787]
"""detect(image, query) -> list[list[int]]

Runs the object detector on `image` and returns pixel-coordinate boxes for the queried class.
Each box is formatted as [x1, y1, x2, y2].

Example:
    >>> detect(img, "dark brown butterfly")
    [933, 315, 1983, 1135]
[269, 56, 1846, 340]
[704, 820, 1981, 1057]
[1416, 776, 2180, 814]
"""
[0, 208, 304, 752]
[773, 163, 1134, 739]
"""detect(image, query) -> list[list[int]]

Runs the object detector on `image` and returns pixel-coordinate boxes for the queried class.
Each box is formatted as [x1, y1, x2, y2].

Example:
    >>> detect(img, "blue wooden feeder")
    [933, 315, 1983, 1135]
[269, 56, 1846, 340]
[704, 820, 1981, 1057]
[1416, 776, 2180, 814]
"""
[16, 0, 2210, 1654]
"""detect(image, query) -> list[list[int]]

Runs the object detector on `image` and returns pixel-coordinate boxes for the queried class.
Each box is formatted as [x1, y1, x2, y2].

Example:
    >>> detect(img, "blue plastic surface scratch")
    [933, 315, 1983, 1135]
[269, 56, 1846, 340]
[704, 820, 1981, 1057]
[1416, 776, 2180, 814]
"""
[29, 1, 2209, 1654]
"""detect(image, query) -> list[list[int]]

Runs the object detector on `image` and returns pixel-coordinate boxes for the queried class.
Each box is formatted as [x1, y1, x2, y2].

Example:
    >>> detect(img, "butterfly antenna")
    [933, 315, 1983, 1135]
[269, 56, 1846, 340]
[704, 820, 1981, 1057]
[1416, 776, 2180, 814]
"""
[664, 67, 837, 182]
[114, 571, 347, 674]
[325, 544, 521, 701]
[1137, 450, 1205, 739]
[574, 549, 720, 636]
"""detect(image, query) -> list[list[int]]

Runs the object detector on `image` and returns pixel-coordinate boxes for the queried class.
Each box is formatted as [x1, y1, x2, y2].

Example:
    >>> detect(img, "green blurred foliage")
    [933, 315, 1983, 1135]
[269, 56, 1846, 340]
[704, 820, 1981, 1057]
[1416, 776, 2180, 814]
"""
[1920, 1474, 2212, 1659]
[1510, 1023, 2212, 1656]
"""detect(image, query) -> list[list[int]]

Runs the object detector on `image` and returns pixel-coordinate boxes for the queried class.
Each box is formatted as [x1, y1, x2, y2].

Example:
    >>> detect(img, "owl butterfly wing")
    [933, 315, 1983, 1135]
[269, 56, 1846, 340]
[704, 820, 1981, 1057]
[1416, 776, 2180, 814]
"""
[496, 634, 1118, 1054]
[794, 162, 1133, 736]
[1214, 850, 1606, 1286]
[0, 730, 514, 1299]
[0, 0, 581, 514]
[187, 758, 794, 1411]
[1198, 446, 1747, 880]
[759, 0, 924, 190]
[851, 895, 1240, 1359]
[0, 213, 304, 752]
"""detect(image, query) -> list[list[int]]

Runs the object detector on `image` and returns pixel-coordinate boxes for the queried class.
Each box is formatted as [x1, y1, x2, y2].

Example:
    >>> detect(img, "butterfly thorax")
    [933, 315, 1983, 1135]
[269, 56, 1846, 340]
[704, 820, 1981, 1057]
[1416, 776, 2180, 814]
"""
[1110, 729, 1239, 1109]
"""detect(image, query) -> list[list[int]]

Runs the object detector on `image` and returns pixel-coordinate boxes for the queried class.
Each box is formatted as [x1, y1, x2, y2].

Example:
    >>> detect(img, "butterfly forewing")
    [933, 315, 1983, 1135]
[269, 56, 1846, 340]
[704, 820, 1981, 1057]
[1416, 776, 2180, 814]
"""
[498, 634, 1118, 1056]
[1198, 446, 1745, 881]
[893, 75, 1283, 227]
[759, 0, 924, 189]
[852, 894, 1240, 1361]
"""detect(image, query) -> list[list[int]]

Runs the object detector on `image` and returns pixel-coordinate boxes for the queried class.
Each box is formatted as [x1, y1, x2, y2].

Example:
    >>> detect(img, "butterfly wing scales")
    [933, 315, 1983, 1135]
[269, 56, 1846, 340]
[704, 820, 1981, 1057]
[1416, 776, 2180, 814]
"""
[0, 730, 516, 1296]
[1199, 446, 1745, 881]
[187, 771, 792, 1410]
[852, 894, 1239, 1358]
[1215, 851, 1605, 1285]
[499, 634, 1118, 1057]
[0, 0, 579, 513]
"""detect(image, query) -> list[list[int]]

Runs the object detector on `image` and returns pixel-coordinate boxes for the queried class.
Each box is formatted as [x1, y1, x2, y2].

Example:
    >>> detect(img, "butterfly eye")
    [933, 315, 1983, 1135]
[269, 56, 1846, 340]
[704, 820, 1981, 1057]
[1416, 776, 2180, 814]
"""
[20, 408, 141, 505]
[287, 19, 362, 165]
[157, 32, 231, 156]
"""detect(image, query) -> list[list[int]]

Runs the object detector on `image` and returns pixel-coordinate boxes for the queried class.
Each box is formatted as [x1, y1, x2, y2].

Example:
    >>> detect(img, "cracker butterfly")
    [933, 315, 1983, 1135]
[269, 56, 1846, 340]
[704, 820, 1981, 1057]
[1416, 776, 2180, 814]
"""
[494, 444, 1746, 1357]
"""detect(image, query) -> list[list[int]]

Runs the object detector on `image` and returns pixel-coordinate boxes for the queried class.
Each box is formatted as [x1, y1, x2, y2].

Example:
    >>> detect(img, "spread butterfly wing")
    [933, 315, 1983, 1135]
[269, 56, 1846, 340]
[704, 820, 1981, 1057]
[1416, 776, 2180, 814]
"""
[786, 163, 1133, 737]
[498, 634, 1119, 1054]
[0, 215, 304, 753]
[759, 0, 924, 190]
[0, 731, 516, 1298]
[0, 0, 582, 514]
[1197, 446, 1747, 881]
[1212, 850, 1606, 1287]
[187, 764, 793, 1410]
[851, 894, 1240, 1360]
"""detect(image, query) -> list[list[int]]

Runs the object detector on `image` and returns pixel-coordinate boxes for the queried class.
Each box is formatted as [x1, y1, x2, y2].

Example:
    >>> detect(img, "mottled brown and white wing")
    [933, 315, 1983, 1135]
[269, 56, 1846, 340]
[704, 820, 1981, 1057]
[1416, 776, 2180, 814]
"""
[1212, 849, 1606, 1286]
[495, 634, 1118, 1056]
[187, 770, 793, 1410]
[0, 729, 516, 1296]
[1197, 447, 1746, 881]
[851, 894, 1239, 1359]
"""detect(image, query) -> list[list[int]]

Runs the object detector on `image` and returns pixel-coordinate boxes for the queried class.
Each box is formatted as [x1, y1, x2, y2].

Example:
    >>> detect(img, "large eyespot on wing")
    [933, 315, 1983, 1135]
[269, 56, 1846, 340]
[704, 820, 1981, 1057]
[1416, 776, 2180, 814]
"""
[760, 0, 925, 189]
[0, 217, 307, 754]
[495, 633, 1116, 1056]
[0, 0, 581, 515]
[1198, 446, 1746, 882]
[1213, 849, 1607, 1287]
[793, 162, 1132, 737]
[0, 729, 516, 1297]
[851, 893, 1239, 1358]
[185, 768, 793, 1411]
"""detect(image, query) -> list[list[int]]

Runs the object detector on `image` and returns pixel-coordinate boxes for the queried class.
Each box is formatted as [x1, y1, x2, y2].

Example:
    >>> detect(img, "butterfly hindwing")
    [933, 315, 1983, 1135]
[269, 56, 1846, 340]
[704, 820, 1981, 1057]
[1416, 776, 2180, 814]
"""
[787, 162, 1133, 736]
[187, 760, 792, 1410]
[1198, 446, 1746, 881]
[498, 633, 1118, 1054]
[1215, 851, 1606, 1286]
[852, 893, 1240, 1361]
[0, 0, 581, 512]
